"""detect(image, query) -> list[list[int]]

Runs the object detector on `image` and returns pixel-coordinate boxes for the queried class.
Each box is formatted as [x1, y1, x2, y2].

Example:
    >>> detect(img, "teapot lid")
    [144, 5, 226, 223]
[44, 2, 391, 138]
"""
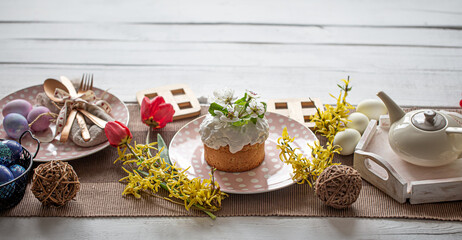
[411, 110, 446, 131]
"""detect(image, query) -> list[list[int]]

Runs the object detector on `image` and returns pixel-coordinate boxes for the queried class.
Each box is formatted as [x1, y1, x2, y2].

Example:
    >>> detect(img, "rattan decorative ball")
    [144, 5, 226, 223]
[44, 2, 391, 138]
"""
[315, 165, 362, 209]
[31, 160, 80, 207]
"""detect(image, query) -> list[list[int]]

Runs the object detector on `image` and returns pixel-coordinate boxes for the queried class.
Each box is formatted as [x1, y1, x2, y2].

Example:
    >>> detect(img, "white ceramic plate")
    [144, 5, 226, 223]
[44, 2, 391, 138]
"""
[0, 85, 129, 162]
[169, 112, 317, 194]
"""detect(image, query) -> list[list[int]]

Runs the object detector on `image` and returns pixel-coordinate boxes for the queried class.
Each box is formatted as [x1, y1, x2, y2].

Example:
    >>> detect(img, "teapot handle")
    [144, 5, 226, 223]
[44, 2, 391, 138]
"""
[440, 111, 462, 134]
[447, 127, 462, 134]
[440, 111, 462, 155]
[441, 110, 462, 124]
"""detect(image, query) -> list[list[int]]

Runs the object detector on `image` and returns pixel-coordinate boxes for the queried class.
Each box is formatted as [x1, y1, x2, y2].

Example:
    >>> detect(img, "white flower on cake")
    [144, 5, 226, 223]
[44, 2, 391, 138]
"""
[247, 99, 265, 118]
[207, 89, 267, 127]
[219, 105, 239, 123]
[246, 89, 260, 99]
[212, 88, 237, 106]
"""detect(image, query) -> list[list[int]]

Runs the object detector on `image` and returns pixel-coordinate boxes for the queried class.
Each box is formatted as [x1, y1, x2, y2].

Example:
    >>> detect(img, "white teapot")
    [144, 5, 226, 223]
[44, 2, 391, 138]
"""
[377, 91, 462, 167]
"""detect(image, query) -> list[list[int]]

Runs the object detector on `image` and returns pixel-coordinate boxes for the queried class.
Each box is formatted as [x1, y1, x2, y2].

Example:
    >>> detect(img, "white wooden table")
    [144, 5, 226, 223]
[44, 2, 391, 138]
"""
[1, 1, 461, 239]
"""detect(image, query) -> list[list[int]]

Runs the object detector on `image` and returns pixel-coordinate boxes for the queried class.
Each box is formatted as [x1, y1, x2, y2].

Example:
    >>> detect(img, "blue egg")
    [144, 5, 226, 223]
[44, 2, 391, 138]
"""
[9, 164, 25, 178]
[0, 144, 13, 166]
[3, 113, 29, 139]
[1, 140, 22, 161]
[0, 165, 14, 185]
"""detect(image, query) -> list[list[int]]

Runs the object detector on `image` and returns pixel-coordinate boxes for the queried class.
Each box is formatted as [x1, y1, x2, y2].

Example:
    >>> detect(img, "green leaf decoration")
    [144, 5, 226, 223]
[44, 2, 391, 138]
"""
[261, 101, 267, 112]
[234, 95, 247, 105]
[232, 119, 248, 127]
[157, 133, 172, 165]
[208, 102, 225, 116]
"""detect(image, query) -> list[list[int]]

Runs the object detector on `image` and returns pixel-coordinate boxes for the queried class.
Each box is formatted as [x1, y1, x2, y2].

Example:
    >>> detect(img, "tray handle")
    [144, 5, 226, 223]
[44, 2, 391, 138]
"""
[19, 130, 40, 159]
[354, 150, 409, 203]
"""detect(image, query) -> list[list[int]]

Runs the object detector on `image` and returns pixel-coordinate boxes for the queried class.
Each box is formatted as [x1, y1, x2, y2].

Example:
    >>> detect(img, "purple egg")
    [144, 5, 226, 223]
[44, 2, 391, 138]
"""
[9, 164, 25, 178]
[0, 165, 14, 185]
[27, 106, 52, 132]
[3, 113, 29, 139]
[2, 99, 32, 118]
[1, 140, 22, 161]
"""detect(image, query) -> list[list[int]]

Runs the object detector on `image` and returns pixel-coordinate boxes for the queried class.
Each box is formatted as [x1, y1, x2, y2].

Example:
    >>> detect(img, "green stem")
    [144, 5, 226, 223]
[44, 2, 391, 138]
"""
[238, 102, 249, 118]
[146, 127, 151, 146]
[145, 127, 153, 158]
[193, 206, 216, 220]
[125, 143, 143, 163]
[342, 76, 351, 104]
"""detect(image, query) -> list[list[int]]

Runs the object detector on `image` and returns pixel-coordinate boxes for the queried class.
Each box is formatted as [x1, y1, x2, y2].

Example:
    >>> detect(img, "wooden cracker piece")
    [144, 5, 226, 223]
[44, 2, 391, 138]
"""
[266, 98, 323, 129]
[136, 84, 201, 121]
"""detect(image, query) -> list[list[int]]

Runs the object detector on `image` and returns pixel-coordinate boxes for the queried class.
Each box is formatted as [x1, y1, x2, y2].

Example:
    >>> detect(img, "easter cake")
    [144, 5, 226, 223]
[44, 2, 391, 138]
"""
[199, 89, 269, 172]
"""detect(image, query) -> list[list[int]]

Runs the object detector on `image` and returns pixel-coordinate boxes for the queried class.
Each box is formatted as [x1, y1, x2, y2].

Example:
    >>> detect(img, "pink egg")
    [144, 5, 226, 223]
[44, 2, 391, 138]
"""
[27, 106, 52, 132]
[3, 113, 29, 139]
[2, 99, 32, 118]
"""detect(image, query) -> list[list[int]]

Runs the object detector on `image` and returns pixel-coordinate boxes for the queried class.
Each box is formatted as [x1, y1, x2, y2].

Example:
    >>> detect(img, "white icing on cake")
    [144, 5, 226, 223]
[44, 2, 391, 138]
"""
[199, 113, 269, 154]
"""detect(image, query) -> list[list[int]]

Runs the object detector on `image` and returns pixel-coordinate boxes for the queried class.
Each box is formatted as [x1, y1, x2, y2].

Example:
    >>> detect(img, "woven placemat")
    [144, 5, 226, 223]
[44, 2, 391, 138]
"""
[1, 104, 462, 221]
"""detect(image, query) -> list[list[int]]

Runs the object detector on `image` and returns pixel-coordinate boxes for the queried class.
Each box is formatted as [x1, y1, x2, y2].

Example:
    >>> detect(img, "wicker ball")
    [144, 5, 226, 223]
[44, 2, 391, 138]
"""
[31, 160, 80, 207]
[315, 165, 362, 209]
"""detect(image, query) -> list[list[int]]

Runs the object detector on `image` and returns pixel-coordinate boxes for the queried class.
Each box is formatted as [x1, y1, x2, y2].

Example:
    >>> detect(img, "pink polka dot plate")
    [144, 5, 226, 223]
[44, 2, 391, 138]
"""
[169, 112, 317, 194]
[0, 85, 129, 162]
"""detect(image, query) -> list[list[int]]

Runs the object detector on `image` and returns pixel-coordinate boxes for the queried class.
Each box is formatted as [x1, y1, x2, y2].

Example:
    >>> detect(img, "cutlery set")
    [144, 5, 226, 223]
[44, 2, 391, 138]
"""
[43, 74, 107, 142]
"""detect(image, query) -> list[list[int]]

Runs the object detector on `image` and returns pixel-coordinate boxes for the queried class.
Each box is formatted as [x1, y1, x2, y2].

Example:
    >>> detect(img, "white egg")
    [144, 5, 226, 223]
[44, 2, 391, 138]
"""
[347, 112, 370, 134]
[357, 99, 388, 121]
[333, 128, 361, 155]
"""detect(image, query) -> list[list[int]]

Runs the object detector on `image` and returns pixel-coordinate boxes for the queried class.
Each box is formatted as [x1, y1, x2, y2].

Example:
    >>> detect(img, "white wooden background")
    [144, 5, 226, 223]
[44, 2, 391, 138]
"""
[1, 0, 462, 106]
[1, 0, 462, 239]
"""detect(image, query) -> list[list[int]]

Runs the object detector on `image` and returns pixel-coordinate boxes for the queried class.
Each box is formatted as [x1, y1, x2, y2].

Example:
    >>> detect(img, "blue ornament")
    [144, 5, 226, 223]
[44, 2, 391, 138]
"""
[0, 144, 13, 166]
[9, 164, 25, 178]
[0, 165, 14, 185]
[2, 140, 22, 161]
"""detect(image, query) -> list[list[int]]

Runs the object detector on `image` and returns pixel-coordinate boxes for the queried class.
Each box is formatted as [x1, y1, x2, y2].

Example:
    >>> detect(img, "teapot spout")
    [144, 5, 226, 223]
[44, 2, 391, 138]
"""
[377, 91, 405, 125]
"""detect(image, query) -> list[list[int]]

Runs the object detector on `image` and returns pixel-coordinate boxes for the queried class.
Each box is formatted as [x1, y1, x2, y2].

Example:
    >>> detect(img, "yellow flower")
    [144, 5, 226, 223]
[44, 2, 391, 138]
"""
[114, 142, 228, 215]
[278, 78, 352, 186]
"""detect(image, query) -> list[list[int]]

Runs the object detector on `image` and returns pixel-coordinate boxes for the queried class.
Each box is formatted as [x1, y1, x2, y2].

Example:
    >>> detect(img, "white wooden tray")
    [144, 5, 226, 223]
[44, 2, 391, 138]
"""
[354, 120, 462, 204]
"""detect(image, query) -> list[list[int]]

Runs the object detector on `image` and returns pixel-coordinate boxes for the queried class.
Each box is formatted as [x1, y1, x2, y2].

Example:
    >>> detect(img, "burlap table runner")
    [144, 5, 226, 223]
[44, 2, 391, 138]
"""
[1, 104, 462, 221]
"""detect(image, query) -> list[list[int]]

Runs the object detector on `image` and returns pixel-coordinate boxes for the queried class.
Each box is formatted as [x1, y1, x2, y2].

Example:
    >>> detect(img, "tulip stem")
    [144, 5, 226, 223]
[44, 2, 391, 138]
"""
[145, 127, 153, 158]
[146, 127, 150, 145]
